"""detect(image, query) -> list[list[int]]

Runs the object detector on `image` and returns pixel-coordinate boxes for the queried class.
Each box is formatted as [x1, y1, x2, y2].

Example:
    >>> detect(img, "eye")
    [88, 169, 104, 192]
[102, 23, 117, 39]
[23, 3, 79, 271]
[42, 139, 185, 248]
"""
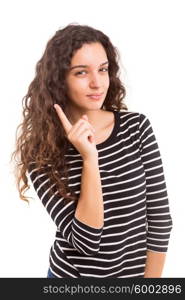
[100, 67, 109, 72]
[75, 70, 87, 76]
[74, 67, 109, 76]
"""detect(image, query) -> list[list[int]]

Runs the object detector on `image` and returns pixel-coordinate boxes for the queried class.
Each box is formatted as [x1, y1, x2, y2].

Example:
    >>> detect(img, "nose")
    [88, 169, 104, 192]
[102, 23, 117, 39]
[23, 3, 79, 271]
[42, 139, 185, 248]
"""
[89, 72, 101, 89]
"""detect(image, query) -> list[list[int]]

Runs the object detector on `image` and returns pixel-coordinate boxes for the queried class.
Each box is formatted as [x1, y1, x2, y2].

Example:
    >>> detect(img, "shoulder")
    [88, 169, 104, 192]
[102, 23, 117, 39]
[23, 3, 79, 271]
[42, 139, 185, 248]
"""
[116, 110, 152, 135]
[117, 110, 148, 123]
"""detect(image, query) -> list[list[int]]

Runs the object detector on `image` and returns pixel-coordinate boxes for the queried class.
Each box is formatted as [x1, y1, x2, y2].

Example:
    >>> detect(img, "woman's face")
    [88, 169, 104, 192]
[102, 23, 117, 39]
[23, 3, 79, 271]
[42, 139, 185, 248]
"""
[65, 42, 110, 112]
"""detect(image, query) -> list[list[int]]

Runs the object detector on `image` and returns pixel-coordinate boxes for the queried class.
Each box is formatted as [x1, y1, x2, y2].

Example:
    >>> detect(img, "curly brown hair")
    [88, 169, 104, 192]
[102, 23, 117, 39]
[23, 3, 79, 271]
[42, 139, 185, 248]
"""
[11, 23, 128, 204]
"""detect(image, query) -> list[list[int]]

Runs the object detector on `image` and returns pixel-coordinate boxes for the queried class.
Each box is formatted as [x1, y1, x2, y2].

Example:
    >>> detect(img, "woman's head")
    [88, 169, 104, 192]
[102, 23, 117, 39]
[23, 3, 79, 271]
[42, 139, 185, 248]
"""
[65, 42, 110, 116]
[36, 23, 126, 113]
[11, 23, 128, 203]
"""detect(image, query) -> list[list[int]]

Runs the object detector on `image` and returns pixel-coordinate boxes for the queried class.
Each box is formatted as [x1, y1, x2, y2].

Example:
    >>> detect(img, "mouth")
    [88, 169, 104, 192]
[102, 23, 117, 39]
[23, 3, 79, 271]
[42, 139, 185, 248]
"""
[86, 92, 104, 100]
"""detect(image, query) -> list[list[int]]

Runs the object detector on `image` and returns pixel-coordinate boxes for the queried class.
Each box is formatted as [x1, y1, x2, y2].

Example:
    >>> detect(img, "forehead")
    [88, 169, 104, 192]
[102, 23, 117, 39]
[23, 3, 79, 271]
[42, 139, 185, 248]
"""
[70, 42, 108, 65]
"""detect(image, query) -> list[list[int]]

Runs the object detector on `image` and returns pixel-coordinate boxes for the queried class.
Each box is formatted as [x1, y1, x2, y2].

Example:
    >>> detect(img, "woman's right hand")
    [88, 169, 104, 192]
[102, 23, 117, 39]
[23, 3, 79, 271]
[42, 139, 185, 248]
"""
[54, 104, 98, 160]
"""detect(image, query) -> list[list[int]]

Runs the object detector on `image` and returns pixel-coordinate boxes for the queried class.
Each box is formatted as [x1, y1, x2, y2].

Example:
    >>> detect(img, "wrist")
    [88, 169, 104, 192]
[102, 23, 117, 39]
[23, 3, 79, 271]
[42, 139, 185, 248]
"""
[83, 153, 99, 163]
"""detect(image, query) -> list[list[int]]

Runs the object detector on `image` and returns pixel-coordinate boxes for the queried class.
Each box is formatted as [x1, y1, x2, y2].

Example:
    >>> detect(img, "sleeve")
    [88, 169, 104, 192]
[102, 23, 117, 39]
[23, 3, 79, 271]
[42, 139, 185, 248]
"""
[138, 113, 173, 253]
[27, 162, 103, 256]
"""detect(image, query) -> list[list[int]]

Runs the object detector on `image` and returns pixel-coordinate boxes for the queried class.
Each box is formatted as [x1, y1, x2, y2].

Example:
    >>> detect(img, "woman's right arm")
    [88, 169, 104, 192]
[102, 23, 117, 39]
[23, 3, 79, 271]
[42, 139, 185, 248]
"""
[75, 156, 104, 229]
[28, 104, 104, 256]
[28, 161, 103, 256]
[54, 103, 105, 229]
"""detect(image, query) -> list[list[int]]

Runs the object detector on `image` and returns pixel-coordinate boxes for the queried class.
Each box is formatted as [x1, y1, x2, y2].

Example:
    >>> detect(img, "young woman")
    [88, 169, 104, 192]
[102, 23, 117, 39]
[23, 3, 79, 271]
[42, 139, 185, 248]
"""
[12, 24, 173, 278]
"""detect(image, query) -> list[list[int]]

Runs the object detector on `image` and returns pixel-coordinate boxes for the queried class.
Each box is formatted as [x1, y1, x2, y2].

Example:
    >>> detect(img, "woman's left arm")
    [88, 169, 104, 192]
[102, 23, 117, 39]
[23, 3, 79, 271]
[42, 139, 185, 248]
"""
[138, 113, 173, 277]
[144, 250, 166, 277]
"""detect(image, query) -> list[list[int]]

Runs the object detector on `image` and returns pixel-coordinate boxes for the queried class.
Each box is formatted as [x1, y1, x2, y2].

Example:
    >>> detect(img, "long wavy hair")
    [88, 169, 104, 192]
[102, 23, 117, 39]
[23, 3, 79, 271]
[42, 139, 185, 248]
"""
[11, 23, 128, 204]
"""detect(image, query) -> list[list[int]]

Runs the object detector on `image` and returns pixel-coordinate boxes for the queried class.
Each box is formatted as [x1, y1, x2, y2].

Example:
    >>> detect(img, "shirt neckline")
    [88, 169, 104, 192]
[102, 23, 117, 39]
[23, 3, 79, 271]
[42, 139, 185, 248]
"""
[96, 110, 120, 150]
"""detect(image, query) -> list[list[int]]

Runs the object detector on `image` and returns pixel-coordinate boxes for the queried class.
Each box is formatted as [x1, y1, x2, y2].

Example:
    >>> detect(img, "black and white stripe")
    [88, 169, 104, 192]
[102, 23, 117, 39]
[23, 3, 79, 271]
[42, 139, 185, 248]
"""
[28, 110, 173, 277]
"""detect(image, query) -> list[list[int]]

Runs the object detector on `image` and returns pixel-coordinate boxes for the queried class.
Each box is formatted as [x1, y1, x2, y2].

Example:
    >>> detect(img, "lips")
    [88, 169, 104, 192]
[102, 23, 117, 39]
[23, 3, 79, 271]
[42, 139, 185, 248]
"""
[87, 92, 103, 97]
[87, 93, 103, 100]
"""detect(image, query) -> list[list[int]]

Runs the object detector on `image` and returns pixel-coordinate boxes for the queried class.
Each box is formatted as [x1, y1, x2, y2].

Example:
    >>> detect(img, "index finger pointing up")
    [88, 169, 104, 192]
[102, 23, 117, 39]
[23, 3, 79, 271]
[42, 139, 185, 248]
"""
[54, 104, 72, 134]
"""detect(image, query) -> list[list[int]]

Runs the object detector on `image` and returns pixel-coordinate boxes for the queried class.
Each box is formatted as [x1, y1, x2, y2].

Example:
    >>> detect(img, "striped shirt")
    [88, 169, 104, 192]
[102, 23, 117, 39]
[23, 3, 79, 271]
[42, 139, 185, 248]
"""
[28, 110, 173, 278]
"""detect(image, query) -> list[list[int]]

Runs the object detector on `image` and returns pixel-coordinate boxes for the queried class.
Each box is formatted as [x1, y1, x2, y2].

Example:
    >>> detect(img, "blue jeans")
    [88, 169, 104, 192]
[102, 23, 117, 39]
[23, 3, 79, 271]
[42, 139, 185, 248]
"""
[47, 268, 57, 278]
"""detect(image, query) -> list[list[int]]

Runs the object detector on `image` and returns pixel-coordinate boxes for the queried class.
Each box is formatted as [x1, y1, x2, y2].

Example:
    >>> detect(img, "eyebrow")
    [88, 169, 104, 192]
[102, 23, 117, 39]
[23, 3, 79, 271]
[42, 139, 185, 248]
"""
[69, 61, 109, 71]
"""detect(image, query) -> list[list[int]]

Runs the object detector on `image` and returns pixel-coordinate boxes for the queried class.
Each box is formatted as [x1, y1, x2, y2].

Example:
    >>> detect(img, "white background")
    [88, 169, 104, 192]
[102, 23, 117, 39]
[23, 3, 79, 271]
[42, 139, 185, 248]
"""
[0, 0, 184, 278]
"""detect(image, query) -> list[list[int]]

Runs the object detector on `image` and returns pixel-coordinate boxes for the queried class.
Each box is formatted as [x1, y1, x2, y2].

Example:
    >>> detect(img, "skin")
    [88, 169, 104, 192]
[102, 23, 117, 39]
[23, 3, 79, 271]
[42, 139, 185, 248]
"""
[64, 42, 111, 133]
[55, 42, 114, 152]
[54, 103, 98, 159]
[144, 251, 166, 277]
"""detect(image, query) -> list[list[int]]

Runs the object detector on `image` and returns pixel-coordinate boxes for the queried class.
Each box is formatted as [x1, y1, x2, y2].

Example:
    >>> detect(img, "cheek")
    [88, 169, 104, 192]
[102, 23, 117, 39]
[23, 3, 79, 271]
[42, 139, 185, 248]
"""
[66, 82, 87, 102]
[71, 80, 88, 95]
